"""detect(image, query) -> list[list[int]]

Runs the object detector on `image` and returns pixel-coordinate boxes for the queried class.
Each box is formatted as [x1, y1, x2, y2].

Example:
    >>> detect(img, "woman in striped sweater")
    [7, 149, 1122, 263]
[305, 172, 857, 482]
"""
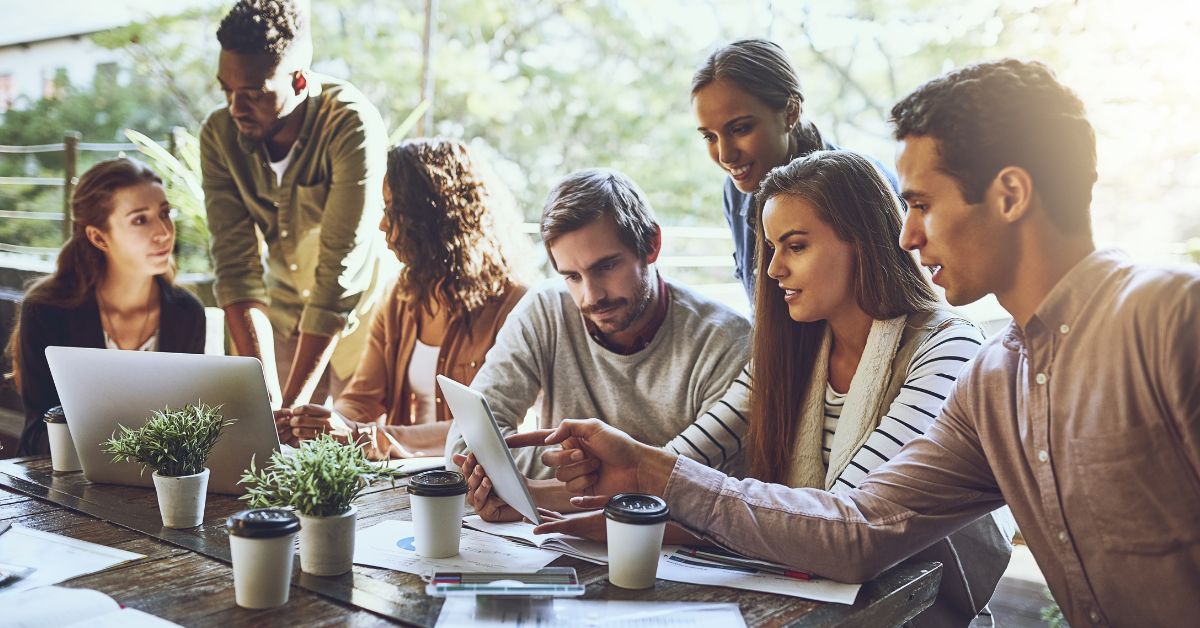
[544, 151, 1013, 626]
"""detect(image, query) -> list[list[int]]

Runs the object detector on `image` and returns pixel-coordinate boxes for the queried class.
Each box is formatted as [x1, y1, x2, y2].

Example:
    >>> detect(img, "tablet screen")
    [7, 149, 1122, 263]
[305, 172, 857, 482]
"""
[437, 375, 542, 524]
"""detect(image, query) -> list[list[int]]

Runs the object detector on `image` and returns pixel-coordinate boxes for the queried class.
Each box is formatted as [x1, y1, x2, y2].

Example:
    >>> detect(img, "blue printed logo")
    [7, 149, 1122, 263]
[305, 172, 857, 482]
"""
[396, 536, 416, 551]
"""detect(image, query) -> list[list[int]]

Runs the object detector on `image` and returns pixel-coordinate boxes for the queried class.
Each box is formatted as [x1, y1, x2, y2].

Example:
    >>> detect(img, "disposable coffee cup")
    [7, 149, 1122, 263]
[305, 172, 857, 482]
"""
[605, 493, 669, 589]
[43, 406, 81, 472]
[227, 508, 301, 609]
[408, 470, 468, 558]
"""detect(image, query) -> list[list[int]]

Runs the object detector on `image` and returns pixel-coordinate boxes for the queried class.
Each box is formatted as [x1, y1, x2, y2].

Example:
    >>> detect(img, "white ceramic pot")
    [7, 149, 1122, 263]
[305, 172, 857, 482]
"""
[298, 505, 357, 576]
[152, 468, 209, 529]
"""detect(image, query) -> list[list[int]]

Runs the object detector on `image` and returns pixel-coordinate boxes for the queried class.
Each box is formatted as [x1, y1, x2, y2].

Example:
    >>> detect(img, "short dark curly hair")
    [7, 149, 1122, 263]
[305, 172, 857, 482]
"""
[216, 0, 307, 65]
[890, 59, 1097, 235]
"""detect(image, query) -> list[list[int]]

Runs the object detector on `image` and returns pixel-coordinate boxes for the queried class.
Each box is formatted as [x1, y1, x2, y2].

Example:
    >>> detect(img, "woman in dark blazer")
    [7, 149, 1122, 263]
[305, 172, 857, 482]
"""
[9, 158, 205, 455]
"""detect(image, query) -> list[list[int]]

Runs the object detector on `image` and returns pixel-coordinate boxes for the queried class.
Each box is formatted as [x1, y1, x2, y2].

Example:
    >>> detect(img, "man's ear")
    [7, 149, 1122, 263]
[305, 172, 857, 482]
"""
[85, 225, 108, 252]
[291, 70, 308, 95]
[989, 166, 1034, 224]
[645, 225, 663, 264]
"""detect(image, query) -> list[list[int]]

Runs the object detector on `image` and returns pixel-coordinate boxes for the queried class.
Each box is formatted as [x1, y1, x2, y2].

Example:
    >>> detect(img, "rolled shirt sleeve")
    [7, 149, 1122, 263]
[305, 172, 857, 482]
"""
[298, 101, 387, 338]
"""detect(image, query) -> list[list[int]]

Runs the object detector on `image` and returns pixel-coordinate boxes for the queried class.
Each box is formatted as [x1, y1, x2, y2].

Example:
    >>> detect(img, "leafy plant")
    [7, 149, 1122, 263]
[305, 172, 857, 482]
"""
[239, 434, 401, 517]
[1040, 588, 1067, 628]
[102, 403, 233, 477]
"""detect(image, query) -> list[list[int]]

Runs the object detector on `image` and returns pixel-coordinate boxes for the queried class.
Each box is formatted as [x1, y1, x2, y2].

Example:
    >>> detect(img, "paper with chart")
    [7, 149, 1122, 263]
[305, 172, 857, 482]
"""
[352, 520, 559, 575]
[656, 547, 861, 604]
[0, 524, 143, 594]
[462, 515, 608, 564]
[435, 598, 746, 627]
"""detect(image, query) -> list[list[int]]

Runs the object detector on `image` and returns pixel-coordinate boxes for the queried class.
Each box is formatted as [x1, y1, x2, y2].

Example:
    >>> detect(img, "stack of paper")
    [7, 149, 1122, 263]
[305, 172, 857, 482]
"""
[462, 515, 608, 564]
[656, 547, 862, 604]
[436, 598, 746, 627]
[0, 524, 143, 594]
[0, 586, 182, 628]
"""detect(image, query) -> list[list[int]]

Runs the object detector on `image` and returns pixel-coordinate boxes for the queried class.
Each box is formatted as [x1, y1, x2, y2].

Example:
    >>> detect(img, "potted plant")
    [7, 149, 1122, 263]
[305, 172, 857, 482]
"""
[239, 434, 401, 576]
[102, 403, 233, 529]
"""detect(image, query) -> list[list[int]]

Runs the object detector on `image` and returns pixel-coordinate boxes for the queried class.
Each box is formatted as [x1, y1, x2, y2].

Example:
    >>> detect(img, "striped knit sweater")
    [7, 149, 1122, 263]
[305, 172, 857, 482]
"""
[664, 321, 985, 486]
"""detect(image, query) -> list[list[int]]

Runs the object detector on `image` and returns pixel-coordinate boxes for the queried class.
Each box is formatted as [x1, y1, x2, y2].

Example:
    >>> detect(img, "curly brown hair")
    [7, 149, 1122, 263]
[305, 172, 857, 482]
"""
[383, 139, 516, 323]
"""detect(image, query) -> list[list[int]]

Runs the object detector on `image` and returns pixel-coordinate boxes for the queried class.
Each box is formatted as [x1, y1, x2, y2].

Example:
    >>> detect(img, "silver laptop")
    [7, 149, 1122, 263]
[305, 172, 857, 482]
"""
[45, 347, 280, 494]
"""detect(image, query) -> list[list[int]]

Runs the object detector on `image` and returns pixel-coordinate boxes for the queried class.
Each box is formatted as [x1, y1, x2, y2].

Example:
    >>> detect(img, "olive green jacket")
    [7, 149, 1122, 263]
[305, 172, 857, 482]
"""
[200, 75, 389, 377]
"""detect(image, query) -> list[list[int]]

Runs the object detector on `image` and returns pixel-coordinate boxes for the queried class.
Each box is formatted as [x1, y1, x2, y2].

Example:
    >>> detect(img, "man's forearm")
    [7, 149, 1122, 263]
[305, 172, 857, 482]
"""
[224, 301, 281, 404]
[281, 331, 338, 407]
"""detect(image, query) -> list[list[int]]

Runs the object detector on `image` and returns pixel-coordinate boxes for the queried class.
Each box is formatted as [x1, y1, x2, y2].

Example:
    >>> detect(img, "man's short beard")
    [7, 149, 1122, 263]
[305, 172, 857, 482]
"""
[603, 265, 655, 334]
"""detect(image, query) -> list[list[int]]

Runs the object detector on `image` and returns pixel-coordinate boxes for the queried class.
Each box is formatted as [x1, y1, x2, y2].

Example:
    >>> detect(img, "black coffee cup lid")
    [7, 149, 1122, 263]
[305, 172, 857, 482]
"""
[227, 508, 300, 538]
[43, 406, 66, 424]
[408, 469, 468, 497]
[604, 493, 670, 524]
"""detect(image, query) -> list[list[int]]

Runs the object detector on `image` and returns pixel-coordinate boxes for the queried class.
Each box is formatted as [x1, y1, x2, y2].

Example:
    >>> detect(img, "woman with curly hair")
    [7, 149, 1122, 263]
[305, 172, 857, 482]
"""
[275, 139, 526, 458]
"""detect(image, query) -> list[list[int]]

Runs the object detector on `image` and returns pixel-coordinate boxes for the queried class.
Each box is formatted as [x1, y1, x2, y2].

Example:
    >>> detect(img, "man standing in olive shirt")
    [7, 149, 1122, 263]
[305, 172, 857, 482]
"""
[201, 0, 387, 407]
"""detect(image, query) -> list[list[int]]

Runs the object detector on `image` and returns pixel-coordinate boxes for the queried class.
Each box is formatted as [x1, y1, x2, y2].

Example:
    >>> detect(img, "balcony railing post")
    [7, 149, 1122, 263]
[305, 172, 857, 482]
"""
[62, 130, 81, 242]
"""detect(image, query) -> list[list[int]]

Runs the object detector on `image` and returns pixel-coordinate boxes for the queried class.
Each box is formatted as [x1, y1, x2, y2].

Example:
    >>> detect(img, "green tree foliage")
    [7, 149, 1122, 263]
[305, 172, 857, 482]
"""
[3, 0, 1195, 275]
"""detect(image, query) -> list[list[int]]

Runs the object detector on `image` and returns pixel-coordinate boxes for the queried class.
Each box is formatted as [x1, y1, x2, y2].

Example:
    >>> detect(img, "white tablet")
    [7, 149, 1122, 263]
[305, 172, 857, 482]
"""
[436, 375, 542, 524]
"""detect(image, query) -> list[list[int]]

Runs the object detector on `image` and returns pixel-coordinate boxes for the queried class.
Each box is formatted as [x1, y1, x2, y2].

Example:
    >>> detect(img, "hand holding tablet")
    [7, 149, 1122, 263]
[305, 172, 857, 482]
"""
[437, 375, 542, 524]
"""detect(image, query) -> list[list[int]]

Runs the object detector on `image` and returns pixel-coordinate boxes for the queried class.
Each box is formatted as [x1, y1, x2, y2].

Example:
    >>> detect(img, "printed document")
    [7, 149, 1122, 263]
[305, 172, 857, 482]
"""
[0, 524, 143, 594]
[353, 520, 559, 576]
[436, 598, 746, 627]
[463, 515, 608, 564]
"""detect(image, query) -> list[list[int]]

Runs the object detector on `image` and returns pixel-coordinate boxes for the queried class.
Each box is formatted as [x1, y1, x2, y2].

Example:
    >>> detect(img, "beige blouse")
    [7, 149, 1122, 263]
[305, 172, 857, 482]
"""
[334, 281, 526, 426]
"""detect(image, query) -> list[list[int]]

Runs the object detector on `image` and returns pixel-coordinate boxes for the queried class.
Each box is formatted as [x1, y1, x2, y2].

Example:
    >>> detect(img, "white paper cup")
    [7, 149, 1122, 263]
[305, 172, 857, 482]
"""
[605, 494, 670, 589]
[227, 508, 300, 609]
[408, 470, 468, 558]
[44, 407, 81, 472]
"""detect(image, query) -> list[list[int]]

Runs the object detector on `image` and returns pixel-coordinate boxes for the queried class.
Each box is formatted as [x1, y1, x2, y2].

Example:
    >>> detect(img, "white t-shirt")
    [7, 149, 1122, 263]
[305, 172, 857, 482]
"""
[407, 340, 440, 423]
[268, 143, 297, 185]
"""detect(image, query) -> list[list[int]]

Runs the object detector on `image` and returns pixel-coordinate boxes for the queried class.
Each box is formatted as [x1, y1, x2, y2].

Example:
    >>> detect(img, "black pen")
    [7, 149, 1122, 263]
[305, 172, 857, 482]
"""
[681, 547, 812, 580]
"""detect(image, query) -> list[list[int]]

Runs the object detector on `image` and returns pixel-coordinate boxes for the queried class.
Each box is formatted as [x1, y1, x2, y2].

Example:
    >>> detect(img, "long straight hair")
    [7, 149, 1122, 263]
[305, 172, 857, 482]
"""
[6, 158, 169, 387]
[746, 151, 938, 483]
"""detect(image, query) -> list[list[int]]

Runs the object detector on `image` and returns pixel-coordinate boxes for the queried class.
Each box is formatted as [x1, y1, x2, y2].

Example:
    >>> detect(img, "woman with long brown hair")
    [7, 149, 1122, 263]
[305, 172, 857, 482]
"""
[275, 139, 526, 458]
[548, 151, 1013, 626]
[9, 157, 206, 455]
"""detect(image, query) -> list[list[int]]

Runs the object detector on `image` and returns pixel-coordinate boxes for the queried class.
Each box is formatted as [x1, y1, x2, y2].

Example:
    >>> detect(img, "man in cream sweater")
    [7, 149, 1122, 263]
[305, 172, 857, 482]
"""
[446, 168, 750, 521]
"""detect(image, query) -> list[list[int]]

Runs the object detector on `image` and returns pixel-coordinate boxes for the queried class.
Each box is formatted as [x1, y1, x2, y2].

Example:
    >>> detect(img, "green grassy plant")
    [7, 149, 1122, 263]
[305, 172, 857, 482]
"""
[239, 434, 401, 518]
[102, 403, 233, 477]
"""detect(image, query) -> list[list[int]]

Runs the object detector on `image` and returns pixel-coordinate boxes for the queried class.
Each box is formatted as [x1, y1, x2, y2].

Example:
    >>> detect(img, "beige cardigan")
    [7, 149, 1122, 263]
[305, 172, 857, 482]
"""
[334, 281, 526, 426]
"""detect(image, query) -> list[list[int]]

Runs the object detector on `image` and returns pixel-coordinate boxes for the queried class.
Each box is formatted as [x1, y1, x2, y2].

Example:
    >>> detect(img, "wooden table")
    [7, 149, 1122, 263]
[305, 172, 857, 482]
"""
[0, 457, 942, 626]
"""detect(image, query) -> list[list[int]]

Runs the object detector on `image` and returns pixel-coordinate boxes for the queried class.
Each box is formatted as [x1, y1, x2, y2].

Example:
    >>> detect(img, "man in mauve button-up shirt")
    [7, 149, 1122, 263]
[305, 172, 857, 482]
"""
[526, 60, 1199, 627]
[203, 1, 386, 409]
